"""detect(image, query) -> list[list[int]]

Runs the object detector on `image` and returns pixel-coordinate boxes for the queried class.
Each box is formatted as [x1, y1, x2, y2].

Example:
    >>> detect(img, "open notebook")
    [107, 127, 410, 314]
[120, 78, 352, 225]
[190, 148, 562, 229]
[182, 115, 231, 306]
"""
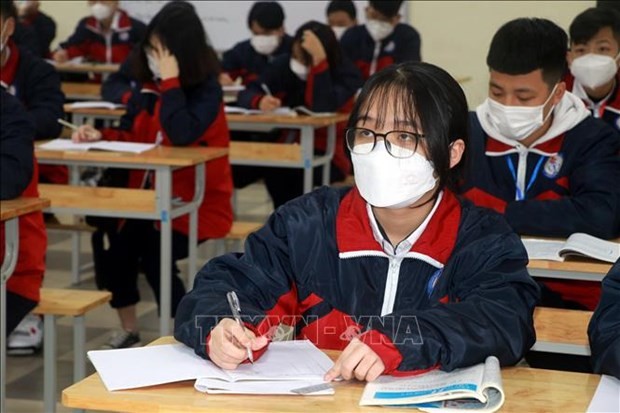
[522, 233, 620, 263]
[67, 101, 126, 110]
[39, 139, 156, 154]
[87, 341, 334, 395]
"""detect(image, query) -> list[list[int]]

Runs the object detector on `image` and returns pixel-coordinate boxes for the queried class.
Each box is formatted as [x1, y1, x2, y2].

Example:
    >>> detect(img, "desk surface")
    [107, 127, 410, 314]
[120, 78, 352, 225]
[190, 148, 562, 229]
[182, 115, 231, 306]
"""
[54, 62, 120, 74]
[61, 82, 102, 99]
[0, 198, 50, 221]
[528, 258, 612, 275]
[36, 143, 228, 167]
[62, 337, 600, 413]
[534, 307, 591, 347]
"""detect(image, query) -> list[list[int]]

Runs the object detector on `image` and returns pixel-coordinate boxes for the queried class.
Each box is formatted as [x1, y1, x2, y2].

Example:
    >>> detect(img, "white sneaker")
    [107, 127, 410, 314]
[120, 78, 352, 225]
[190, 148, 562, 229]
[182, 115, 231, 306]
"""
[7, 314, 43, 356]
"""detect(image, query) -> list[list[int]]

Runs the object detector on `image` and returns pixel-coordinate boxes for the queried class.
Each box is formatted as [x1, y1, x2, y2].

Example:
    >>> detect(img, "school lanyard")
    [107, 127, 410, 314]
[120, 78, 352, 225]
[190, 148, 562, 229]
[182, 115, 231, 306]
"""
[505, 155, 546, 201]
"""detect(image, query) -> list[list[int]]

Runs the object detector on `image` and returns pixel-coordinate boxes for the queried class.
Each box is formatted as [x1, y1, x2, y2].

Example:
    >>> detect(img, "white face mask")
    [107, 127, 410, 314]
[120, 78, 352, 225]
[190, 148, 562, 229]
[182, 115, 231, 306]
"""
[366, 19, 394, 42]
[570, 53, 619, 90]
[146, 53, 160, 79]
[250, 34, 279, 55]
[91, 3, 113, 21]
[331, 26, 347, 41]
[484, 84, 558, 142]
[352, 141, 437, 209]
[289, 58, 309, 81]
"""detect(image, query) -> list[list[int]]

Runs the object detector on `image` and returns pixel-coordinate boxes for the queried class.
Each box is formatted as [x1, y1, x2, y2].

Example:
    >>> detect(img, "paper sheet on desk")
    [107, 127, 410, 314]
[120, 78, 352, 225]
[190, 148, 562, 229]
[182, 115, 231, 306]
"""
[587, 375, 620, 413]
[39, 139, 156, 154]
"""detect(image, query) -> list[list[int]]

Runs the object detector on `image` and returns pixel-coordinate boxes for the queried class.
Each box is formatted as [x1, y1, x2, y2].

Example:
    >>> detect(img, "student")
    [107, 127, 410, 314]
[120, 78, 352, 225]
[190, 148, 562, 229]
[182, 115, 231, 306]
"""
[17, 0, 56, 58]
[175, 62, 539, 379]
[1, 0, 65, 186]
[0, 90, 47, 351]
[588, 258, 620, 379]
[220, 1, 293, 86]
[340, 0, 421, 80]
[460, 18, 620, 311]
[101, 48, 136, 104]
[53, 0, 145, 66]
[72, 2, 233, 349]
[234, 20, 363, 208]
[326, 0, 357, 40]
[565, 8, 620, 132]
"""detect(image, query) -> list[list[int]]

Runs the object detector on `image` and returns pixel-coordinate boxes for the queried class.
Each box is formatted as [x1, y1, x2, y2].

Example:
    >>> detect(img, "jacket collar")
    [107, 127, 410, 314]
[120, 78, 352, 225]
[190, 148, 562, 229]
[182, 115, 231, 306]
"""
[0, 40, 19, 89]
[85, 9, 132, 34]
[484, 133, 566, 157]
[336, 187, 461, 268]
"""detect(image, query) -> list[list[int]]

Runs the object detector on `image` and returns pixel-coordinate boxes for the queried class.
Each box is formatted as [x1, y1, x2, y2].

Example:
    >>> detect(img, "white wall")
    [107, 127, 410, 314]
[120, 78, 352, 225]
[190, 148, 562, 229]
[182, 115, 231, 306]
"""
[39, 0, 90, 50]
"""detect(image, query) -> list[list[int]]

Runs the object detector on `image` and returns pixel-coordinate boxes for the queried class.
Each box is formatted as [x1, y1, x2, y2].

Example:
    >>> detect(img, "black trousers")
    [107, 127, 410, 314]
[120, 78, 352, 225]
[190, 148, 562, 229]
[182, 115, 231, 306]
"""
[91, 219, 189, 317]
[6, 292, 37, 337]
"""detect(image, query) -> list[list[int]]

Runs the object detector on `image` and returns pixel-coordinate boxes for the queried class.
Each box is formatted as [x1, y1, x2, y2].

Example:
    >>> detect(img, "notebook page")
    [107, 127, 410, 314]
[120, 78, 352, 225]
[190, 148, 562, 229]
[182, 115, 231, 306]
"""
[562, 233, 620, 263]
[521, 238, 565, 261]
[92, 141, 156, 153]
[38, 139, 95, 151]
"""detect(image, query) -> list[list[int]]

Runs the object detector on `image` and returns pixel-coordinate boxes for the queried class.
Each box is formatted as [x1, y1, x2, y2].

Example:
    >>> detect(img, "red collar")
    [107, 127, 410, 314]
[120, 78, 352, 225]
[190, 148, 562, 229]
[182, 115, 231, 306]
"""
[485, 133, 566, 156]
[0, 40, 20, 88]
[335, 187, 461, 266]
[85, 9, 132, 33]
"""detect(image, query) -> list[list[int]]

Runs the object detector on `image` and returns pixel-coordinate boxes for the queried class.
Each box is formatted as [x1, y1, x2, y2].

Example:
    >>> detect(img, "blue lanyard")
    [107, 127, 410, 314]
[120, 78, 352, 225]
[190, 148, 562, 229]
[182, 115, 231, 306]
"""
[505, 155, 546, 201]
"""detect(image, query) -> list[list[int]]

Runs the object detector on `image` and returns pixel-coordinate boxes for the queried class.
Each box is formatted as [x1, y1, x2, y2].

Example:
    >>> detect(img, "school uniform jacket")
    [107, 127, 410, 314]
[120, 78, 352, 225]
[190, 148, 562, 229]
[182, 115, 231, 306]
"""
[340, 23, 421, 80]
[1, 40, 66, 185]
[60, 9, 145, 64]
[236, 54, 363, 177]
[101, 76, 234, 240]
[101, 51, 137, 104]
[175, 187, 539, 374]
[0, 90, 46, 303]
[222, 35, 293, 85]
[20, 10, 56, 58]
[565, 72, 620, 133]
[588, 259, 620, 379]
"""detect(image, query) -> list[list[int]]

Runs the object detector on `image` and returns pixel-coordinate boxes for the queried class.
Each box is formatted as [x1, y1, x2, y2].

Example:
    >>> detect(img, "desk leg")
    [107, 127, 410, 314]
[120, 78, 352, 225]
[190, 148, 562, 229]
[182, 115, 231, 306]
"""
[156, 169, 173, 335]
[43, 314, 57, 413]
[69, 166, 82, 285]
[1, 217, 19, 413]
[323, 124, 336, 186]
[188, 210, 197, 290]
[73, 316, 86, 413]
[300, 126, 314, 194]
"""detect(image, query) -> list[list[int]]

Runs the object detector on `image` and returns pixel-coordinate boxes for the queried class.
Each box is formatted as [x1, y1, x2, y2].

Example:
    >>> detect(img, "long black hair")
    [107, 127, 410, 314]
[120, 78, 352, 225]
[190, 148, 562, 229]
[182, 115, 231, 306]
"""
[133, 1, 220, 88]
[293, 20, 342, 75]
[348, 62, 469, 193]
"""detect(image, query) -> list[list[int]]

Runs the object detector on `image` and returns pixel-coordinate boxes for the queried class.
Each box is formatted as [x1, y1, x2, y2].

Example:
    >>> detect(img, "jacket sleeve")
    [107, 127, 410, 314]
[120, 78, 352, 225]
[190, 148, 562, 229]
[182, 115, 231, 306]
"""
[26, 59, 64, 140]
[100, 86, 141, 141]
[221, 45, 242, 75]
[101, 54, 135, 104]
[304, 57, 363, 111]
[174, 206, 299, 359]
[37, 13, 57, 56]
[504, 125, 620, 239]
[0, 91, 34, 200]
[358, 211, 539, 373]
[236, 56, 289, 109]
[60, 18, 89, 58]
[13, 23, 41, 57]
[158, 77, 222, 146]
[394, 25, 421, 63]
[588, 259, 620, 379]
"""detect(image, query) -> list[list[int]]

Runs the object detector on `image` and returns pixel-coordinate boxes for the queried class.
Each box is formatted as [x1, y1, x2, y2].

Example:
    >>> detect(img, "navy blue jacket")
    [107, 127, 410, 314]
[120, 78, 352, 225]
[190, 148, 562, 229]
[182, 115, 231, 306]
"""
[566, 72, 620, 134]
[175, 187, 539, 374]
[101, 51, 137, 104]
[222, 35, 293, 85]
[20, 11, 56, 58]
[461, 113, 620, 239]
[13, 21, 40, 57]
[340, 23, 421, 80]
[0, 41, 64, 140]
[0, 90, 34, 200]
[589, 259, 620, 379]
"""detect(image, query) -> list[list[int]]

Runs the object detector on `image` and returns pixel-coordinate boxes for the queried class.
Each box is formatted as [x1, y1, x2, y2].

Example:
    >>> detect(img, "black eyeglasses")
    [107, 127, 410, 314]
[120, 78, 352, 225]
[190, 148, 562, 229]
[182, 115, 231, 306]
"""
[345, 127, 425, 159]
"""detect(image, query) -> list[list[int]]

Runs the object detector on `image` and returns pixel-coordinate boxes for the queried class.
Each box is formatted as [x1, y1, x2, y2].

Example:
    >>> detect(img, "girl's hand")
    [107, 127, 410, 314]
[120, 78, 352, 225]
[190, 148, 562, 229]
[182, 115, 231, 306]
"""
[301, 30, 327, 67]
[324, 338, 385, 382]
[156, 47, 180, 80]
[208, 318, 269, 370]
[53, 49, 69, 63]
[259, 95, 282, 111]
[219, 73, 235, 86]
[71, 125, 102, 143]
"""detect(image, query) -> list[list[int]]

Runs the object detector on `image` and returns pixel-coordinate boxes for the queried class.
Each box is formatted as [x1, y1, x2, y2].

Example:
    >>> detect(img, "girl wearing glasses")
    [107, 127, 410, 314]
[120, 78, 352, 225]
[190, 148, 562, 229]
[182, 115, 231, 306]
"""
[176, 62, 539, 382]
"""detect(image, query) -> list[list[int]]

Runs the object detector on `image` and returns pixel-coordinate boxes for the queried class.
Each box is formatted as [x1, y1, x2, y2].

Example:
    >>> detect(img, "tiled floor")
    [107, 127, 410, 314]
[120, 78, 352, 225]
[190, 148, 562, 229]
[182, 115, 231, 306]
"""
[4, 182, 274, 413]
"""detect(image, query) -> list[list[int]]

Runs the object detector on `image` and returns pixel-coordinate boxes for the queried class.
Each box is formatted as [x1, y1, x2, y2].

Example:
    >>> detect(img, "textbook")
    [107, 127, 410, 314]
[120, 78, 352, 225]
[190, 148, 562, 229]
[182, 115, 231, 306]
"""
[360, 356, 505, 412]
[39, 139, 156, 154]
[522, 233, 620, 263]
[87, 341, 334, 395]
[67, 101, 126, 110]
[224, 105, 297, 116]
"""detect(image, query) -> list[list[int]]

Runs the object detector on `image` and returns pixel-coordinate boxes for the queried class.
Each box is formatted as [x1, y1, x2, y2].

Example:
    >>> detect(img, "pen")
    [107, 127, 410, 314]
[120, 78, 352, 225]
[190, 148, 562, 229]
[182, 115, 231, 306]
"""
[260, 83, 272, 96]
[226, 291, 254, 363]
[57, 118, 79, 131]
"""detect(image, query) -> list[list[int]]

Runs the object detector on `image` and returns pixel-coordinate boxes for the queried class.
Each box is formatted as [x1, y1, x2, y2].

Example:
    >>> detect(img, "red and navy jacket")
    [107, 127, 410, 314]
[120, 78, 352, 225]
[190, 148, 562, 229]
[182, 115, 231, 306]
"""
[0, 90, 46, 303]
[20, 10, 56, 58]
[460, 112, 620, 310]
[101, 76, 234, 240]
[565, 72, 620, 133]
[59, 9, 145, 64]
[340, 23, 421, 80]
[101, 50, 137, 104]
[588, 258, 620, 379]
[175, 187, 539, 373]
[236, 54, 363, 177]
[221, 35, 293, 85]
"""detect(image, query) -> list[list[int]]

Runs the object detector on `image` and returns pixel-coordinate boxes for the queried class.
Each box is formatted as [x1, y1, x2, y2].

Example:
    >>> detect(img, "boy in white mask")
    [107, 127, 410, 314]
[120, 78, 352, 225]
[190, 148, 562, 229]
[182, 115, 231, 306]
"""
[52, 0, 145, 72]
[340, 0, 420, 80]
[461, 18, 620, 314]
[326, 0, 357, 41]
[220, 1, 292, 86]
[566, 8, 620, 131]
[175, 61, 539, 381]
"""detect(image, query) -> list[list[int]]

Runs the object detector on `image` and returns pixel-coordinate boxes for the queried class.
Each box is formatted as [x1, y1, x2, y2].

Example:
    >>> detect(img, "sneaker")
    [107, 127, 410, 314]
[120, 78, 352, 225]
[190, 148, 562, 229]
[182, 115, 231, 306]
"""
[101, 330, 142, 350]
[7, 314, 43, 356]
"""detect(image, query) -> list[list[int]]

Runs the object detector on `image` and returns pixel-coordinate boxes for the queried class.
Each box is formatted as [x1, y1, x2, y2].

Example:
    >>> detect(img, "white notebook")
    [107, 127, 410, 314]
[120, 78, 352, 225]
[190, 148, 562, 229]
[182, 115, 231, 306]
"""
[39, 139, 155, 154]
[522, 233, 620, 263]
[68, 101, 125, 110]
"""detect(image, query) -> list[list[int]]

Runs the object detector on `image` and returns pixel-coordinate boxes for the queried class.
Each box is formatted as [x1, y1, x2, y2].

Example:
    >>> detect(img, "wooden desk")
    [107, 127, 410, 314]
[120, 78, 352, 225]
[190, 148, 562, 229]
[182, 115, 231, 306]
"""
[0, 197, 50, 413]
[35, 144, 228, 335]
[61, 82, 102, 101]
[62, 337, 601, 413]
[533, 307, 591, 355]
[54, 62, 120, 75]
[528, 258, 612, 282]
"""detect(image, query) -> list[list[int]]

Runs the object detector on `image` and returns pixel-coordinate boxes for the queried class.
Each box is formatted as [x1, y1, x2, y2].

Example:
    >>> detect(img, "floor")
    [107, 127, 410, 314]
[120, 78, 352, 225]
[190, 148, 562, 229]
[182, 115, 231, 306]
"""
[4, 182, 274, 413]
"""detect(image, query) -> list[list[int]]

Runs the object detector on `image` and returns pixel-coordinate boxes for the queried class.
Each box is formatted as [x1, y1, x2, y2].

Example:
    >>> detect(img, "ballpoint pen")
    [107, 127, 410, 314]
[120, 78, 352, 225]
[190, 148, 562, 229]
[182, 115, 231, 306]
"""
[226, 291, 254, 363]
[260, 83, 272, 96]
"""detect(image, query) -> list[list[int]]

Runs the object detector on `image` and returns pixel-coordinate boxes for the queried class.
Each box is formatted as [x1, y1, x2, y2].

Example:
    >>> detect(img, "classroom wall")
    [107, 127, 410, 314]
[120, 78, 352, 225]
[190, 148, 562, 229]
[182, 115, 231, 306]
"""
[40, 0, 596, 107]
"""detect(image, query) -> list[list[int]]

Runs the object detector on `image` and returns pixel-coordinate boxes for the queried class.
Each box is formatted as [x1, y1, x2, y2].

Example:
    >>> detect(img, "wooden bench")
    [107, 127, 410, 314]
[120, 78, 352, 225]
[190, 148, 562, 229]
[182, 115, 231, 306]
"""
[532, 307, 591, 356]
[32, 288, 111, 413]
